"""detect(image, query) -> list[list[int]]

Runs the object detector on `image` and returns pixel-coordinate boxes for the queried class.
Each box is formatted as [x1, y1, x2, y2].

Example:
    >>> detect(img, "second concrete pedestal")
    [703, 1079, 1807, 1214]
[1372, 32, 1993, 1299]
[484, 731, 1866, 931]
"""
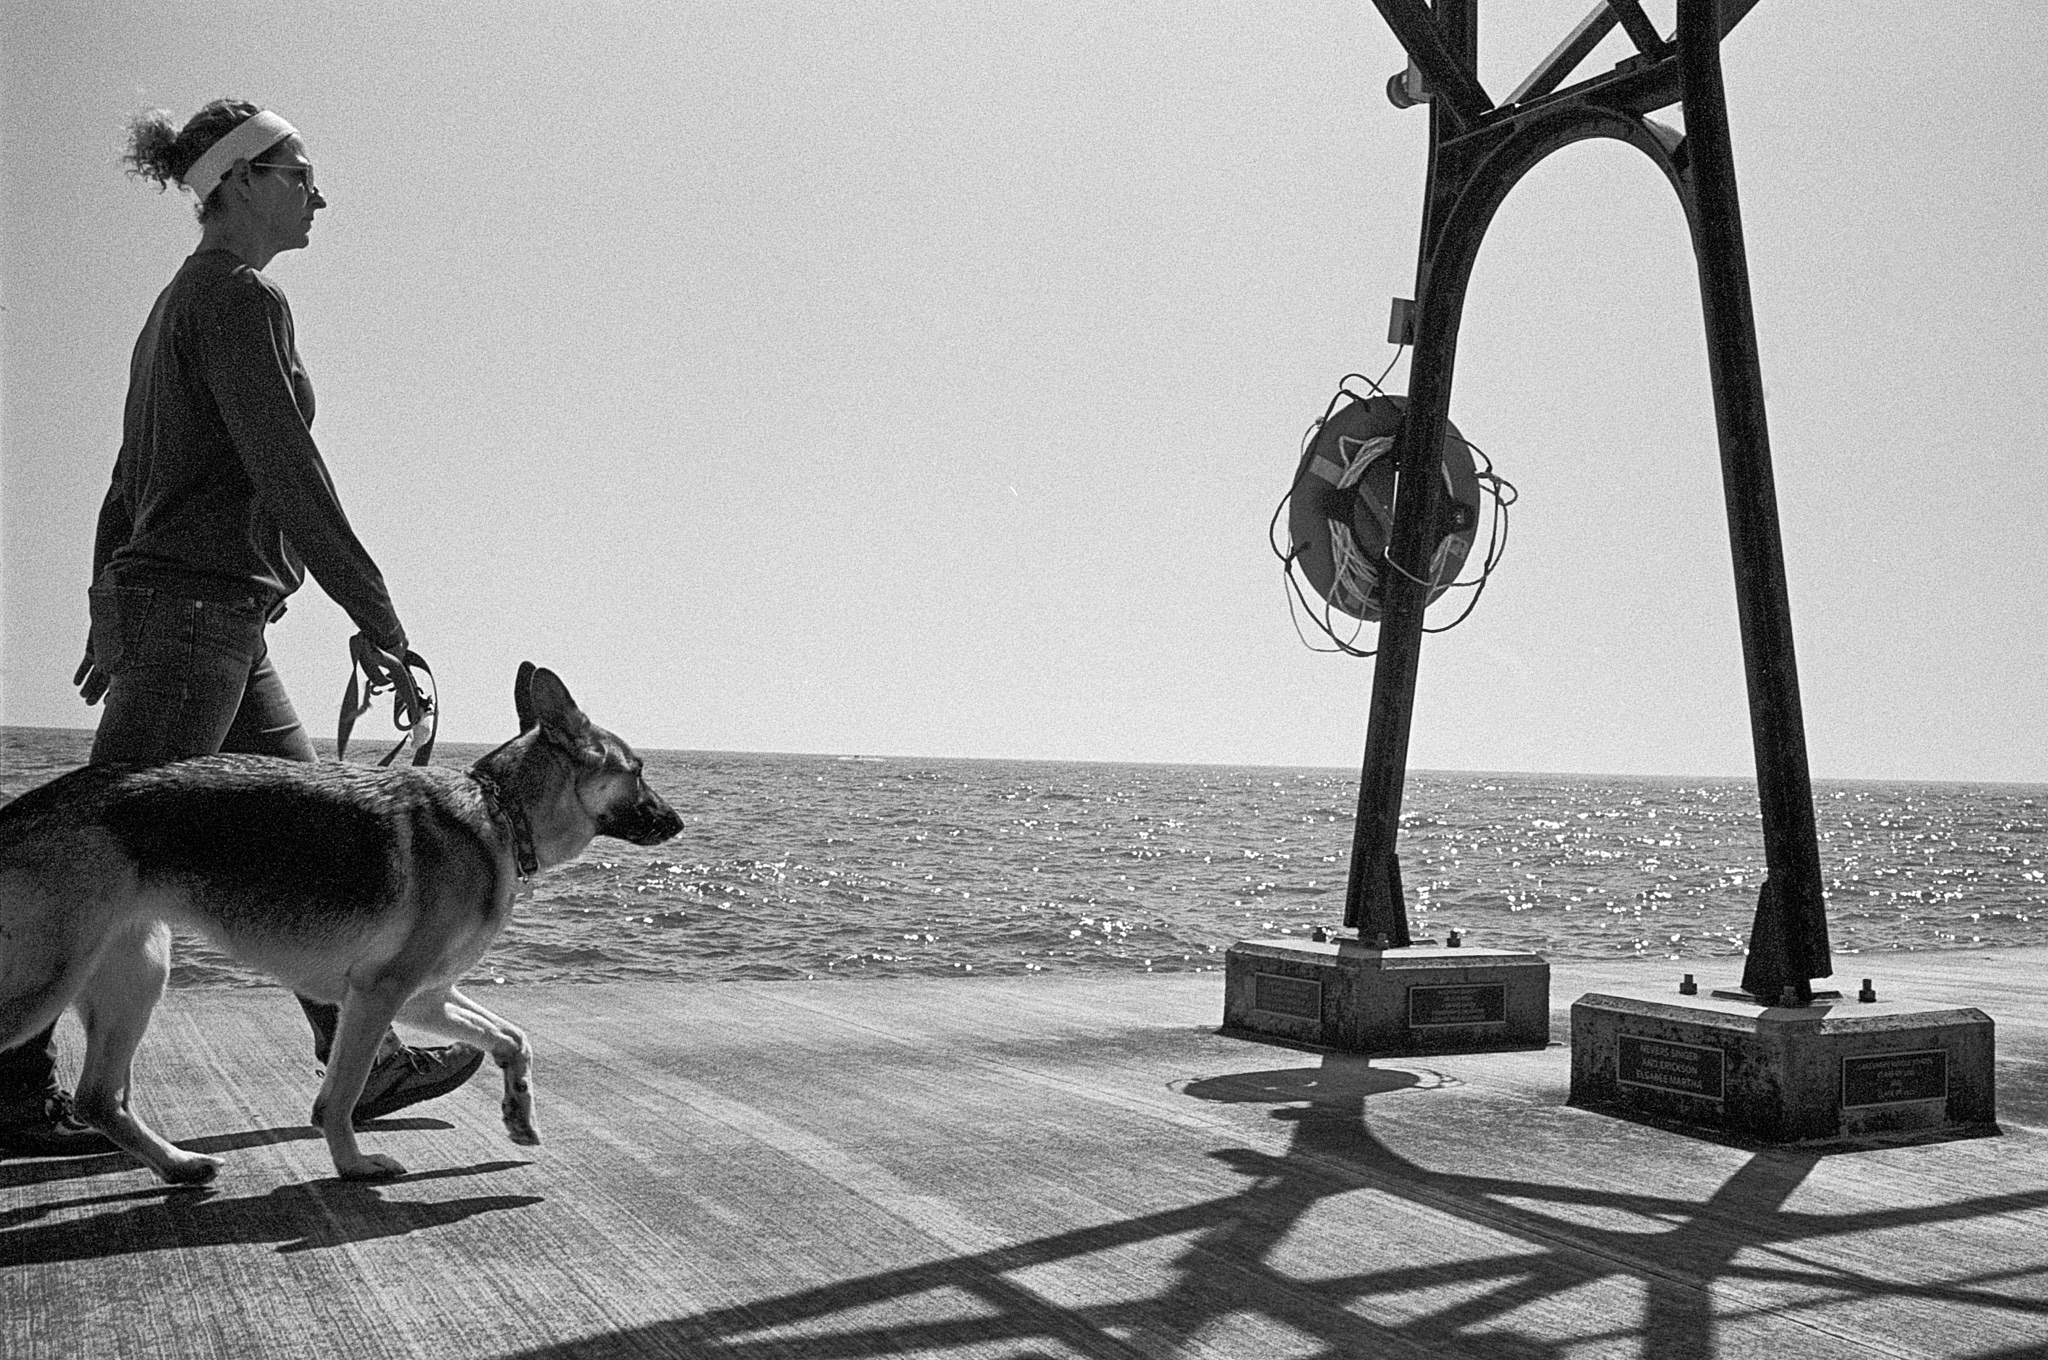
[1223, 938, 1548, 1055]
[1569, 988, 1996, 1143]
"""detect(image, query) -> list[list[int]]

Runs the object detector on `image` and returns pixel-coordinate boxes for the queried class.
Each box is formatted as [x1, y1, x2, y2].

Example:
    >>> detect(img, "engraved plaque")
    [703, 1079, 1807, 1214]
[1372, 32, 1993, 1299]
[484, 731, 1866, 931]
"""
[1408, 983, 1507, 1028]
[1252, 972, 1321, 1020]
[1617, 1035, 1725, 1100]
[1841, 1050, 1948, 1108]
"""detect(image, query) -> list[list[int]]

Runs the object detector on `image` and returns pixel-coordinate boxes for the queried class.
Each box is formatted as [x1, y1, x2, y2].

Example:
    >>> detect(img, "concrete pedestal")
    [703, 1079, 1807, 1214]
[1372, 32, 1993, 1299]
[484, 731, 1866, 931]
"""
[1570, 988, 1996, 1143]
[1222, 938, 1549, 1055]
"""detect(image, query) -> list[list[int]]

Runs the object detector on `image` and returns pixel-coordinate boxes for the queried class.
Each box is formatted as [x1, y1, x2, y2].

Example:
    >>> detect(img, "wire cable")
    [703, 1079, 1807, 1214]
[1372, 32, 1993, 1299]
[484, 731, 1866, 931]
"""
[1272, 345, 1518, 653]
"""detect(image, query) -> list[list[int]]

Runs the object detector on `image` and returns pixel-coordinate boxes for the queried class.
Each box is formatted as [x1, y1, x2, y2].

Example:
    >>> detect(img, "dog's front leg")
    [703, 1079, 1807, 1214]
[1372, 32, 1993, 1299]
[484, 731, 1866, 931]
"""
[318, 982, 411, 1180]
[396, 986, 537, 1146]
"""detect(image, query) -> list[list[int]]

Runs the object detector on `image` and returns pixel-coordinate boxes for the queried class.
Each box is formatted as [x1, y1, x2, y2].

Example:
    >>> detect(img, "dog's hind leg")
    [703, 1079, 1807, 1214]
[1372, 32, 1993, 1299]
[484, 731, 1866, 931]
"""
[72, 921, 222, 1184]
[0, 870, 106, 1053]
[315, 980, 415, 1181]
[395, 986, 538, 1146]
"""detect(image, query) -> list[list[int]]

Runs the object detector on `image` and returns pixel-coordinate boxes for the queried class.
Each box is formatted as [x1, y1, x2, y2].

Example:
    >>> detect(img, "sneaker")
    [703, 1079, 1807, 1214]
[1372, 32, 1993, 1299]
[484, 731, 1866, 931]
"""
[311, 1043, 486, 1128]
[0, 1090, 115, 1158]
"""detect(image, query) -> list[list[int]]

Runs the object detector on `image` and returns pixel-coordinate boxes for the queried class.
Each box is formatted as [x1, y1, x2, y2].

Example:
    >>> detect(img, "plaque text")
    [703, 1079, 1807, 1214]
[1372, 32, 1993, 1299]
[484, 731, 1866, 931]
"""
[1408, 983, 1508, 1028]
[1617, 1034, 1726, 1100]
[1253, 972, 1322, 1020]
[1841, 1049, 1948, 1107]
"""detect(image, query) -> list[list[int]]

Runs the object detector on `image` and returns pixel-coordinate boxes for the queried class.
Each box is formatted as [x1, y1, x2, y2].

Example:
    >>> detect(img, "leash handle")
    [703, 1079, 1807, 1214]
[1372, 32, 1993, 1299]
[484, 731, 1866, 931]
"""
[337, 637, 437, 766]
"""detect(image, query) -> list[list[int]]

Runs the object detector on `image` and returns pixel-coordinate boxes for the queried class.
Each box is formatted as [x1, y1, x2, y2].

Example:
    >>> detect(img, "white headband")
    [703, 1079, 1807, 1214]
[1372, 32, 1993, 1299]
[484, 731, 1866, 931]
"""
[179, 110, 299, 201]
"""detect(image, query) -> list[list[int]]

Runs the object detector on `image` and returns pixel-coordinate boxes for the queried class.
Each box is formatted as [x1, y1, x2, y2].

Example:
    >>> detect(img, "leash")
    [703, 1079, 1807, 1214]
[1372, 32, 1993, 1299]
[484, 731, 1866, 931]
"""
[336, 639, 539, 880]
[336, 636, 437, 766]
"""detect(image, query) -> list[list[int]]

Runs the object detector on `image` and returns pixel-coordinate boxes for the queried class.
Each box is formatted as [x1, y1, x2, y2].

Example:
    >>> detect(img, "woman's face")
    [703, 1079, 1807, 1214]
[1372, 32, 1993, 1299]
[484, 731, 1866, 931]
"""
[243, 134, 325, 253]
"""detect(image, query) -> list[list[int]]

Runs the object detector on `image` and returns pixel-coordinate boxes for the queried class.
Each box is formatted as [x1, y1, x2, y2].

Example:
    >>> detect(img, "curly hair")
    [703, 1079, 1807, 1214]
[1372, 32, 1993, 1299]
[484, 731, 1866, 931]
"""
[123, 98, 273, 221]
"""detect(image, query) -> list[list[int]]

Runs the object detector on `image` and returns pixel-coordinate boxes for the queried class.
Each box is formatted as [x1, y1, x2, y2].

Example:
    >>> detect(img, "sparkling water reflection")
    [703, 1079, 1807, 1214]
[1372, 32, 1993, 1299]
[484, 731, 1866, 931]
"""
[2, 729, 2041, 988]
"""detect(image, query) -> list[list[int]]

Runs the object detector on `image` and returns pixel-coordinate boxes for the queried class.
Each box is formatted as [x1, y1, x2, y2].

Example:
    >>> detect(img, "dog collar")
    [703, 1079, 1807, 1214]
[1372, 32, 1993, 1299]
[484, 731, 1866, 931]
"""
[472, 770, 539, 878]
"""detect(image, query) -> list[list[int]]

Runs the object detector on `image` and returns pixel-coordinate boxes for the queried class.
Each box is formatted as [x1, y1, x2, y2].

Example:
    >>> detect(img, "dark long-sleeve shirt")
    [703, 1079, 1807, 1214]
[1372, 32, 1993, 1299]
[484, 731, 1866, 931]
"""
[94, 249, 404, 650]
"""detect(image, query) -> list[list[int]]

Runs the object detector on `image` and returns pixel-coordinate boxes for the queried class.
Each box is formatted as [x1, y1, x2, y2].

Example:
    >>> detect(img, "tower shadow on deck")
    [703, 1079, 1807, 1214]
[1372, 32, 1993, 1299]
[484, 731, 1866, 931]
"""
[501, 1052, 2048, 1359]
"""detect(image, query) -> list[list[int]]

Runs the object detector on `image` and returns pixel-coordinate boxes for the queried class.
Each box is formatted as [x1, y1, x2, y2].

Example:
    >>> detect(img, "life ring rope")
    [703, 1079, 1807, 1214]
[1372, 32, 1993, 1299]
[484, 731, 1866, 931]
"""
[1325, 433, 1395, 616]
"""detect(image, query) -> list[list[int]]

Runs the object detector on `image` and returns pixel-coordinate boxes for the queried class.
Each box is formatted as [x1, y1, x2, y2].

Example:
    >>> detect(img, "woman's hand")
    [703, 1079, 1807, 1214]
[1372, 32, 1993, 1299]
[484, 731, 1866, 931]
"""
[74, 643, 109, 706]
[337, 632, 435, 763]
[349, 632, 424, 722]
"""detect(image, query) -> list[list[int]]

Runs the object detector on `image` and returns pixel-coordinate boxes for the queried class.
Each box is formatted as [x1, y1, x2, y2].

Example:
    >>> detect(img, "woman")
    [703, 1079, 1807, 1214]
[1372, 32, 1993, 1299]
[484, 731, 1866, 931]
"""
[0, 99, 482, 1156]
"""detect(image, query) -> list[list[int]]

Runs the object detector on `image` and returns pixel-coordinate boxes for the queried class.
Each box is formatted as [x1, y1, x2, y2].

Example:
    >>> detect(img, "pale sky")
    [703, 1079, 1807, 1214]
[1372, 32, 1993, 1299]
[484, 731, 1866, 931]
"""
[3, 1, 2044, 782]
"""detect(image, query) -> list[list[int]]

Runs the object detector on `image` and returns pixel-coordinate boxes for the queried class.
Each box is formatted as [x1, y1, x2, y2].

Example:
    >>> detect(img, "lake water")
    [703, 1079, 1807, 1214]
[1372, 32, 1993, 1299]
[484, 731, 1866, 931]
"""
[3, 726, 2041, 990]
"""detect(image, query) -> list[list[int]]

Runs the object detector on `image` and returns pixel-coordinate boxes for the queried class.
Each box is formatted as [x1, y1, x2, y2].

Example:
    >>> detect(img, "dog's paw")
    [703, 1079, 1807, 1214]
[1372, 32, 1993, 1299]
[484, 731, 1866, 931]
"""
[160, 1154, 223, 1185]
[502, 1094, 540, 1145]
[336, 1152, 406, 1182]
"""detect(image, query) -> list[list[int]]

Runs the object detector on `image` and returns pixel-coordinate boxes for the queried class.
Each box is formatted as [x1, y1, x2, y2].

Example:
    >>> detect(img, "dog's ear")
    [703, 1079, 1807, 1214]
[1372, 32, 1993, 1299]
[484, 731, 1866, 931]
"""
[527, 667, 593, 744]
[514, 662, 539, 731]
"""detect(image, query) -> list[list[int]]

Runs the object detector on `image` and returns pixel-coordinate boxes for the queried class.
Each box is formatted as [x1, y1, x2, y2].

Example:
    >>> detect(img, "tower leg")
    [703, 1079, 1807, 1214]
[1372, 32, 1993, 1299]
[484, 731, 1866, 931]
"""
[1675, 0, 1832, 998]
[1341, 0, 1480, 946]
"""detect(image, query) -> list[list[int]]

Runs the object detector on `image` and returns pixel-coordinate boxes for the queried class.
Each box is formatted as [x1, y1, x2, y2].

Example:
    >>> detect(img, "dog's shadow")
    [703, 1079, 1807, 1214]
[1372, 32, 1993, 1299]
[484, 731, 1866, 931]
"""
[0, 1116, 452, 1191]
[189, 1114, 455, 1155]
[0, 1122, 540, 1262]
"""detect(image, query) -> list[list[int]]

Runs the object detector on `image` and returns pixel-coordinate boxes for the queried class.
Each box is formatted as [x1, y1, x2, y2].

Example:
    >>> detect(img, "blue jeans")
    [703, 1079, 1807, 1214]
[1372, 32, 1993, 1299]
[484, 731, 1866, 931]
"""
[0, 584, 338, 1100]
[85, 584, 316, 767]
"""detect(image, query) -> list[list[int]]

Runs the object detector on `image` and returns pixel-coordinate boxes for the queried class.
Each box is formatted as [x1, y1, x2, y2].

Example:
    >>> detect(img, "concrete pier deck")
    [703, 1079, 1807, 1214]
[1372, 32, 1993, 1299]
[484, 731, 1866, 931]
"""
[6, 948, 2048, 1358]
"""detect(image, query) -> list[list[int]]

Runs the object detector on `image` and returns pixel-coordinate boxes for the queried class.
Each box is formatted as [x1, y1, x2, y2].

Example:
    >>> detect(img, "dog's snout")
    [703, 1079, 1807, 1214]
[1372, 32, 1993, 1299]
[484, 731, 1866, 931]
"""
[606, 789, 683, 846]
[645, 799, 684, 843]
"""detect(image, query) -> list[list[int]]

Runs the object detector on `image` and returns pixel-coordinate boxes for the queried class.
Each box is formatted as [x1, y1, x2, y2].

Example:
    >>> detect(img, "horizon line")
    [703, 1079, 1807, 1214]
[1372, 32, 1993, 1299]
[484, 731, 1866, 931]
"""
[2, 724, 2042, 790]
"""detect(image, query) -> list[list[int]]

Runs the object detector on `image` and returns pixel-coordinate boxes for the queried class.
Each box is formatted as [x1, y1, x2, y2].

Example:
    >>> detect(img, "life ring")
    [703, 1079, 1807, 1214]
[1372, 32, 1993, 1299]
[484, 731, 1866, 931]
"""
[1288, 393, 1483, 622]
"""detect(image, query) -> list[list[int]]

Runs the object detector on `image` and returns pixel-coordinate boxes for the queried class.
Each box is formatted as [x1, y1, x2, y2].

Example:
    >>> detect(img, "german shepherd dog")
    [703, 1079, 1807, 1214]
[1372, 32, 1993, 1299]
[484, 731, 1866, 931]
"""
[0, 664, 681, 1183]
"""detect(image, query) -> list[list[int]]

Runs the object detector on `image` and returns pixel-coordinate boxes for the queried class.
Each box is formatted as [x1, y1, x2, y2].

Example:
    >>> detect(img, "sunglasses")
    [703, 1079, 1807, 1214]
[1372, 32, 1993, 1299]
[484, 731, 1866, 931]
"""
[249, 161, 318, 194]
